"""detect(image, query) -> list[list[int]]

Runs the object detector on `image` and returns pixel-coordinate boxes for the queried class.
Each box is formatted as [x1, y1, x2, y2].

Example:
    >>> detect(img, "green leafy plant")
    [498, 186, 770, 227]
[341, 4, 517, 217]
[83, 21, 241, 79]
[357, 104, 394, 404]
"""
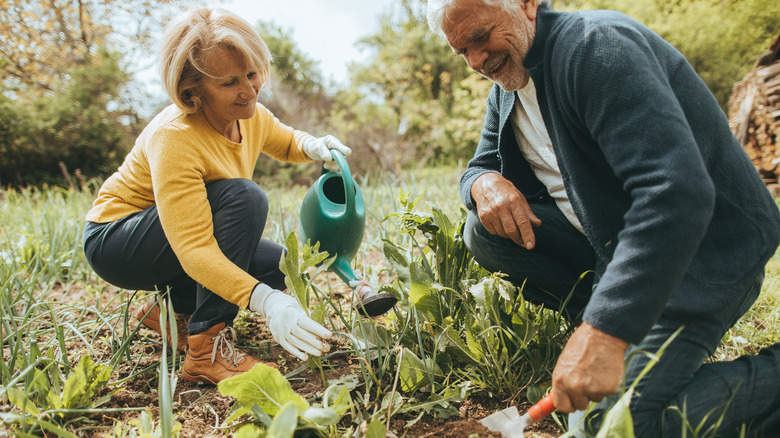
[381, 190, 567, 400]
[278, 230, 334, 384]
[4, 354, 114, 435]
[218, 363, 354, 437]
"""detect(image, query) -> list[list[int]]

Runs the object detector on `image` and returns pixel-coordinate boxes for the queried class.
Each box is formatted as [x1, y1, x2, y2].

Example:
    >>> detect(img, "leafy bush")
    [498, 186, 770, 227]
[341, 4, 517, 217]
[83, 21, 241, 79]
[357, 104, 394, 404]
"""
[0, 49, 137, 188]
[381, 191, 568, 400]
[558, 0, 779, 111]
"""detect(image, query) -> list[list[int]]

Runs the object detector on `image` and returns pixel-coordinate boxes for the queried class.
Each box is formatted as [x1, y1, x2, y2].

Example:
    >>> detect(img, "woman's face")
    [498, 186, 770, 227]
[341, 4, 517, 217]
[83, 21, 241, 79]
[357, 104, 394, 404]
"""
[196, 46, 262, 137]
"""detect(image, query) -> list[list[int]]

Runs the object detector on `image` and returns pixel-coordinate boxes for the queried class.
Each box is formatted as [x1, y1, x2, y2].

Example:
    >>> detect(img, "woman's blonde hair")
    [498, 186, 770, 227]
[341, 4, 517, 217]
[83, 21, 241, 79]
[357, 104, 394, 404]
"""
[159, 7, 272, 113]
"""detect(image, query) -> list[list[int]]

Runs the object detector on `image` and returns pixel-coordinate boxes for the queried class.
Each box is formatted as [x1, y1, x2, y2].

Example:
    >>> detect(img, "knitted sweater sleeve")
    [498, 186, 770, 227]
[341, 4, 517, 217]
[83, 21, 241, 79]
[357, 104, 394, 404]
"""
[144, 126, 263, 308]
[554, 19, 715, 343]
[460, 85, 504, 210]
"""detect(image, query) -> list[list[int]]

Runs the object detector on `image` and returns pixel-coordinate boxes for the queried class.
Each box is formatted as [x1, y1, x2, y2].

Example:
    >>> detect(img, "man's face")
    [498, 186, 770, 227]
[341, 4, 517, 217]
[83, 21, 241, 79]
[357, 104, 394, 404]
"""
[441, 0, 538, 92]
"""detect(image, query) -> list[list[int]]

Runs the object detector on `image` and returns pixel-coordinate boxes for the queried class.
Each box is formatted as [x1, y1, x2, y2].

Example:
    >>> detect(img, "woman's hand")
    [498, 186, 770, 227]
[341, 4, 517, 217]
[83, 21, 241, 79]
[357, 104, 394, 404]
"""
[249, 284, 333, 361]
[303, 135, 352, 163]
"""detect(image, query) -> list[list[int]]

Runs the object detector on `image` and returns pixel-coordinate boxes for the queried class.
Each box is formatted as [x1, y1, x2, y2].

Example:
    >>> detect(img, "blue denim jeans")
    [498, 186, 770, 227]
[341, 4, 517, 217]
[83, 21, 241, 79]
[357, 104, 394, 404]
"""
[463, 202, 780, 437]
[83, 178, 287, 334]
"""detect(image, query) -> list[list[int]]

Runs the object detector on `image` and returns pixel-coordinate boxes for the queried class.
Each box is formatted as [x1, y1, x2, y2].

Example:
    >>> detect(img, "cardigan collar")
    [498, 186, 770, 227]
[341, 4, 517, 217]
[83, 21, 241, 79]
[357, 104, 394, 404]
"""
[524, 3, 559, 72]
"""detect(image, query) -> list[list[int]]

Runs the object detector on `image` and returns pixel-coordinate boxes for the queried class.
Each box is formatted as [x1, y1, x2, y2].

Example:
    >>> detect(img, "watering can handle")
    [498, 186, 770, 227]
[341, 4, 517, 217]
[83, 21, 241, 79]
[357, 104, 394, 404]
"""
[326, 149, 355, 214]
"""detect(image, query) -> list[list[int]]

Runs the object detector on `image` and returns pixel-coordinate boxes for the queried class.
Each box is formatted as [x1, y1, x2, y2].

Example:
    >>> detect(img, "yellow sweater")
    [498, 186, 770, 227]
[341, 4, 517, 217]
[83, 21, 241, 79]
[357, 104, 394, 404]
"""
[85, 104, 313, 308]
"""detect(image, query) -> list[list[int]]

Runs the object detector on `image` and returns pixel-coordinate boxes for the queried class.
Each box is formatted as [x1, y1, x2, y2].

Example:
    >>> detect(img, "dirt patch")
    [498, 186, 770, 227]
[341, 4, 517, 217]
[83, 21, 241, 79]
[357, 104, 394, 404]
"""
[4, 274, 562, 437]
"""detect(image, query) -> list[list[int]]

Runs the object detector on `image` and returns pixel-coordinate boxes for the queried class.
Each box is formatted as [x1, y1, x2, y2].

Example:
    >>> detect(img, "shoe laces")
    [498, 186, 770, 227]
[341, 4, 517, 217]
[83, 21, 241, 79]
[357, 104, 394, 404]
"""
[210, 326, 247, 367]
[175, 313, 189, 336]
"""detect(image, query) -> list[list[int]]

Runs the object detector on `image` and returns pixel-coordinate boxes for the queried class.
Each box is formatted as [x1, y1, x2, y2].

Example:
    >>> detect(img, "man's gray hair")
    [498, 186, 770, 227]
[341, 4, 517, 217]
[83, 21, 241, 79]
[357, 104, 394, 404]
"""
[426, 0, 551, 38]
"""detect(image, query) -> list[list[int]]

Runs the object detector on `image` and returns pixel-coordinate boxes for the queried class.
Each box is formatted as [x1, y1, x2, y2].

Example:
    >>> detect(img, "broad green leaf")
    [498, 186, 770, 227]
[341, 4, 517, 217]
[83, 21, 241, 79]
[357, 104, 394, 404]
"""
[86, 362, 111, 397]
[6, 388, 40, 416]
[596, 389, 635, 438]
[326, 373, 360, 391]
[233, 423, 263, 438]
[323, 381, 354, 416]
[467, 279, 488, 306]
[399, 348, 431, 392]
[250, 404, 274, 426]
[365, 418, 387, 438]
[380, 391, 404, 413]
[409, 263, 441, 323]
[265, 401, 298, 438]
[218, 363, 308, 423]
[382, 241, 410, 284]
[46, 388, 63, 411]
[31, 368, 50, 395]
[511, 311, 537, 345]
[61, 355, 90, 408]
[310, 302, 327, 325]
[464, 325, 484, 361]
[46, 349, 62, 394]
[281, 232, 307, 306]
[438, 322, 480, 365]
[300, 239, 331, 272]
[526, 386, 546, 405]
[301, 406, 340, 425]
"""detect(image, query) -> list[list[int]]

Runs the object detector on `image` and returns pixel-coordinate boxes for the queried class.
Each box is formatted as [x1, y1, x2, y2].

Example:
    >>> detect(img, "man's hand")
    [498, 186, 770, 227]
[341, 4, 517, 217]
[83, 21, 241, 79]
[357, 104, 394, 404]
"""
[552, 322, 629, 412]
[471, 172, 542, 249]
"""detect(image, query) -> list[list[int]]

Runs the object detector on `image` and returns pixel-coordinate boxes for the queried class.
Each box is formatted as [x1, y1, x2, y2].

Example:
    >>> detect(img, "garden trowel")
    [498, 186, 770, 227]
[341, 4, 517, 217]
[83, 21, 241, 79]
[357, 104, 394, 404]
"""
[480, 394, 555, 438]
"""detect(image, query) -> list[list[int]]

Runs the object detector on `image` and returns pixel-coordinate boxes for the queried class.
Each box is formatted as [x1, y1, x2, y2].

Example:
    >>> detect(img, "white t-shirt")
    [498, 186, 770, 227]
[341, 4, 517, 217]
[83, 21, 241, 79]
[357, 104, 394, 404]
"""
[510, 80, 584, 234]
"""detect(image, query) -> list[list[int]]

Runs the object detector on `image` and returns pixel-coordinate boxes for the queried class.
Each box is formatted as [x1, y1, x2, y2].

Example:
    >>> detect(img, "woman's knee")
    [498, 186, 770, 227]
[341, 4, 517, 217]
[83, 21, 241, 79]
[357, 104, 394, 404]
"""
[207, 178, 269, 219]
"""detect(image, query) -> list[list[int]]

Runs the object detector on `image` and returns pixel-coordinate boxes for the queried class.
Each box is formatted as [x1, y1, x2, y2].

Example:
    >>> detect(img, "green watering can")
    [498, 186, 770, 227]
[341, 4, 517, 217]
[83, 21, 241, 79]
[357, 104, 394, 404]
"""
[299, 149, 397, 317]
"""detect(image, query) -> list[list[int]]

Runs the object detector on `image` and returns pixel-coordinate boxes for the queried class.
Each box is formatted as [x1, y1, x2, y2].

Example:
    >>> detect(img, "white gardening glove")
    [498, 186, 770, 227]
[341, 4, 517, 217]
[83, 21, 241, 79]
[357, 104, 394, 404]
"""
[302, 135, 352, 164]
[249, 283, 333, 361]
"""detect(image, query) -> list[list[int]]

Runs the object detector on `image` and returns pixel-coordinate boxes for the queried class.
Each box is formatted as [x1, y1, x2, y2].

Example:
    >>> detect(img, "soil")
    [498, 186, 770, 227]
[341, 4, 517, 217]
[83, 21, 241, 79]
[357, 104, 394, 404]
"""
[3, 273, 563, 438]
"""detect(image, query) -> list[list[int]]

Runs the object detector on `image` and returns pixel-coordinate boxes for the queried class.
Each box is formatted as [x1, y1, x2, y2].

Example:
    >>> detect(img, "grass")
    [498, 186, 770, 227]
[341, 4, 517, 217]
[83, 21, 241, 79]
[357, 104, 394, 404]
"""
[1, 168, 778, 437]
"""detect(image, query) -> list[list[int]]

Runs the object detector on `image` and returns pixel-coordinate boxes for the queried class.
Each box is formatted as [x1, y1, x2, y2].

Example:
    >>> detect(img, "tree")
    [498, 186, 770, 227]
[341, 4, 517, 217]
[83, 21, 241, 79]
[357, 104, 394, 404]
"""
[252, 21, 339, 183]
[349, 0, 491, 165]
[0, 49, 135, 187]
[557, 0, 780, 110]
[255, 21, 333, 133]
[0, 0, 186, 96]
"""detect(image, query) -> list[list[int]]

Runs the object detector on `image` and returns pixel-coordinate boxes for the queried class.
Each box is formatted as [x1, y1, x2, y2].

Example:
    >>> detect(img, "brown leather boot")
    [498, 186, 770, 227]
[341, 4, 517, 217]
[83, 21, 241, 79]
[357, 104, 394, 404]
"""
[181, 323, 277, 385]
[135, 298, 190, 352]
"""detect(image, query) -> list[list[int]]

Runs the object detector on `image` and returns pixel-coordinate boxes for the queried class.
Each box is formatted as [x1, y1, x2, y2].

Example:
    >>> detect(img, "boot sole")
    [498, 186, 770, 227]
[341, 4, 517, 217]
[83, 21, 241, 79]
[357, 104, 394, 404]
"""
[180, 369, 220, 386]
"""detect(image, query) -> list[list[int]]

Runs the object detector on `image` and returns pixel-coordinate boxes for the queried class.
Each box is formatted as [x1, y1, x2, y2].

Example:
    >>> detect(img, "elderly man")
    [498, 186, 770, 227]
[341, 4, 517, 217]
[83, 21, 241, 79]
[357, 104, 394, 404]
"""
[426, 0, 780, 435]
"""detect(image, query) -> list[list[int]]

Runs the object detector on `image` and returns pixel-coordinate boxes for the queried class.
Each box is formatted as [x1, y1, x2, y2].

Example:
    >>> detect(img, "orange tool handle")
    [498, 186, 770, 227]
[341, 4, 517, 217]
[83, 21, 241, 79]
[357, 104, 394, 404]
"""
[527, 394, 556, 422]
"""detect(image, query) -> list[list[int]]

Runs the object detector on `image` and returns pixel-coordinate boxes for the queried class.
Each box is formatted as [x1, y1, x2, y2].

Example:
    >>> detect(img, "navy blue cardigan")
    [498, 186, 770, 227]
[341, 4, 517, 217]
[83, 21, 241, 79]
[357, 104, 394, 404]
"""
[460, 5, 780, 344]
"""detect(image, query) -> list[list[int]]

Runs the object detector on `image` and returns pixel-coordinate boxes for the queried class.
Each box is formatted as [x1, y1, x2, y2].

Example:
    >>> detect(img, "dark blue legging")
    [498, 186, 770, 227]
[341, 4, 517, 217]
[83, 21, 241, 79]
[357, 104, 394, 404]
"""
[83, 178, 286, 334]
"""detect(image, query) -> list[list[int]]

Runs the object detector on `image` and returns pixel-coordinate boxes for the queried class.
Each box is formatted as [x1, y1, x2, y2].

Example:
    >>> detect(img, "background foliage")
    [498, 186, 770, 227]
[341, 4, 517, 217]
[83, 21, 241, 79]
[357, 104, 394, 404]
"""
[1, 0, 778, 187]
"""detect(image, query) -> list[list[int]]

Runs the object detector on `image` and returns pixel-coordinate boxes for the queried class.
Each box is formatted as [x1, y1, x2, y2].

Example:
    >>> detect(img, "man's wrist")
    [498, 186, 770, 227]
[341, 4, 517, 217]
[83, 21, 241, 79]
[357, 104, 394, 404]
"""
[582, 322, 629, 353]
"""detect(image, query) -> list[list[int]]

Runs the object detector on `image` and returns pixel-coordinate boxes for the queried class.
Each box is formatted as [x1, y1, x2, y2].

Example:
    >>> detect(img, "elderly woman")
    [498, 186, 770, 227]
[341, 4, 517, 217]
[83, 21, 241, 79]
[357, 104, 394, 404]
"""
[82, 7, 348, 385]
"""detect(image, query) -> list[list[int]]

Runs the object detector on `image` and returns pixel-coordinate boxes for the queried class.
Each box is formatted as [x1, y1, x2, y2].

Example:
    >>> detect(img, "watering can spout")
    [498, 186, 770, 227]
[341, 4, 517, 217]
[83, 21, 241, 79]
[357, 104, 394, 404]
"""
[299, 149, 397, 317]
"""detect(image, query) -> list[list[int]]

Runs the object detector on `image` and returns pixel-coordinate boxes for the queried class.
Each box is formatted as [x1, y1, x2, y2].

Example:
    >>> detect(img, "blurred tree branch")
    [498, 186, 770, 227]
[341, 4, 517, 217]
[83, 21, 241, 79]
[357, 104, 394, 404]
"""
[0, 0, 186, 97]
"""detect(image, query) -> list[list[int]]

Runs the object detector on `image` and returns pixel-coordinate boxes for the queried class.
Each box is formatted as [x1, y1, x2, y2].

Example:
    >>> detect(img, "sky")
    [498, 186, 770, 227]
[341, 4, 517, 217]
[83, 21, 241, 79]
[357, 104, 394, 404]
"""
[207, 0, 398, 85]
[135, 0, 397, 114]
